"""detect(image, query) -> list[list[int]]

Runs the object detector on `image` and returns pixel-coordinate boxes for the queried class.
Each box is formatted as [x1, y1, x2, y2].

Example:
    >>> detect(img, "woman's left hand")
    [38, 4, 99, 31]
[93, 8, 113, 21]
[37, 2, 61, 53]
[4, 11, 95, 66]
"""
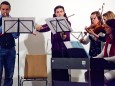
[60, 32, 67, 40]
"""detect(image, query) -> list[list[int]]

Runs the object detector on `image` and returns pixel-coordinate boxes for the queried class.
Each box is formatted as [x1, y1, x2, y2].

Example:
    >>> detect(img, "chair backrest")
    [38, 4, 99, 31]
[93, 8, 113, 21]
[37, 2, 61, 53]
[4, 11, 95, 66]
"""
[24, 54, 47, 79]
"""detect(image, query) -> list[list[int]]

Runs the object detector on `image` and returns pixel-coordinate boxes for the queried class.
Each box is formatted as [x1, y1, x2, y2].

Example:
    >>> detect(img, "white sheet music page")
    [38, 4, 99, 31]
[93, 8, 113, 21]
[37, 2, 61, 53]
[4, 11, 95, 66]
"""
[64, 41, 83, 49]
[64, 41, 73, 49]
[2, 17, 35, 34]
[45, 17, 72, 34]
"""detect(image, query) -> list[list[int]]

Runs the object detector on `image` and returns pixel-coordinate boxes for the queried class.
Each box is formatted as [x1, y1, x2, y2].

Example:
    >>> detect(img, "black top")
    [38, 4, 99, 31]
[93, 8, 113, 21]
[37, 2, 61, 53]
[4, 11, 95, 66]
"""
[0, 17, 15, 48]
[89, 35, 101, 57]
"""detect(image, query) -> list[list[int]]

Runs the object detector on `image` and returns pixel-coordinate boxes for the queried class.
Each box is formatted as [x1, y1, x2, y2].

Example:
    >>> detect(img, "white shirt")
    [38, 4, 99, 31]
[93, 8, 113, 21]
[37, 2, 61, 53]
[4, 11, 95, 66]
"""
[94, 43, 115, 81]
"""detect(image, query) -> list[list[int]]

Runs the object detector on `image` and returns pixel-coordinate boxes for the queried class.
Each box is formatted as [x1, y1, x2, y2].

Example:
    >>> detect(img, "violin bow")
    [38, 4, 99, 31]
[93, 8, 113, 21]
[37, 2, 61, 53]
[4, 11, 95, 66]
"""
[101, 3, 105, 15]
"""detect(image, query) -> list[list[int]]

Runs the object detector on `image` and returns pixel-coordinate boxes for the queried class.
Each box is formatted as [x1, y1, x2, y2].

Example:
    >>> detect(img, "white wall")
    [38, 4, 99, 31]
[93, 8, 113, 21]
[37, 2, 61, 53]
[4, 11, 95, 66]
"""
[1, 0, 115, 86]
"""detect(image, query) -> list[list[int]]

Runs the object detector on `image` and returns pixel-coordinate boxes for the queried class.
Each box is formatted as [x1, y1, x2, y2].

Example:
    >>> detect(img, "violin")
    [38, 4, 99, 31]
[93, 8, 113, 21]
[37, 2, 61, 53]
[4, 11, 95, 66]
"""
[85, 24, 105, 35]
[94, 24, 106, 34]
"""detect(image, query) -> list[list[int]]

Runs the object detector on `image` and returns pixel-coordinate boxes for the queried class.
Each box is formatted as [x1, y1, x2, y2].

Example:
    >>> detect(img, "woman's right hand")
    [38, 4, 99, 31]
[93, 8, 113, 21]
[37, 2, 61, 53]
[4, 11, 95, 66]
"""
[35, 25, 43, 31]
[80, 38, 85, 43]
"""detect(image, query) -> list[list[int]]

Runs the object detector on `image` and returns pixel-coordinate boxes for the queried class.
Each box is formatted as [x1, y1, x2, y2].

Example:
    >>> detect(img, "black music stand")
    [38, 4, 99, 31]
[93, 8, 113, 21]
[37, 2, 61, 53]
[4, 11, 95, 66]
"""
[2, 17, 35, 86]
[45, 17, 72, 34]
[46, 17, 84, 41]
[46, 17, 72, 57]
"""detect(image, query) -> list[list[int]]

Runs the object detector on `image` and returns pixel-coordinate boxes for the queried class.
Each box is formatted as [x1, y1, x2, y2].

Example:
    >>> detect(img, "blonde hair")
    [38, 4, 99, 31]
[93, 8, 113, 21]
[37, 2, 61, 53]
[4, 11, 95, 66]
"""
[103, 11, 115, 20]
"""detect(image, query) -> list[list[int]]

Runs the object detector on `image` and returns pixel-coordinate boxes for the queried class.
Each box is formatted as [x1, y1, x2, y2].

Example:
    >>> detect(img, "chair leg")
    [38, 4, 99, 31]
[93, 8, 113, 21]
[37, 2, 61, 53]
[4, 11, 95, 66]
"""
[46, 80, 48, 86]
[22, 80, 24, 86]
[20, 77, 23, 86]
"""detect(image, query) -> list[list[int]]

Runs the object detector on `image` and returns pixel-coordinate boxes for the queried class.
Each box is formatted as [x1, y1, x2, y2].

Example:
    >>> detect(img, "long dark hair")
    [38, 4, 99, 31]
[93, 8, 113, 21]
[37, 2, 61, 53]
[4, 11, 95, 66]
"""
[53, 5, 71, 25]
[53, 5, 67, 17]
[106, 19, 115, 42]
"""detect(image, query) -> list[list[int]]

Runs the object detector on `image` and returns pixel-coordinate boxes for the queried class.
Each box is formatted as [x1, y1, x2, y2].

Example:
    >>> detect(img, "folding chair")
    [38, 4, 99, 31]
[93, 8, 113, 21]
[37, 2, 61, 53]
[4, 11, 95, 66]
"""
[20, 54, 47, 86]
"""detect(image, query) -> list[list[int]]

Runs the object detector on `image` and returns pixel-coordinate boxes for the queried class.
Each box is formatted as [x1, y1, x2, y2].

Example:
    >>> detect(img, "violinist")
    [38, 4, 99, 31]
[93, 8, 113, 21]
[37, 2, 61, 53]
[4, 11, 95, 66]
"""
[36, 5, 71, 85]
[80, 11, 104, 58]
[88, 11, 115, 42]
[81, 11, 104, 85]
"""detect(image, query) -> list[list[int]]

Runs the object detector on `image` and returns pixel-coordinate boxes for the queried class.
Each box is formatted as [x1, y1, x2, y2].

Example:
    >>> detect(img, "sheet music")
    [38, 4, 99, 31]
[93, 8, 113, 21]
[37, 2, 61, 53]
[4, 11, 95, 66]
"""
[64, 41, 83, 49]
[2, 17, 35, 34]
[64, 41, 73, 49]
[64, 41, 90, 58]
[45, 17, 72, 34]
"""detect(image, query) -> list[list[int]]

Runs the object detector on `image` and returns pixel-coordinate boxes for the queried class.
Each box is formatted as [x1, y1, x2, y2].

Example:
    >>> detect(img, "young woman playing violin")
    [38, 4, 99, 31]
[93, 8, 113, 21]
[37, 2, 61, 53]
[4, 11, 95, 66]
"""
[81, 11, 105, 86]
[36, 5, 71, 85]
[80, 11, 105, 58]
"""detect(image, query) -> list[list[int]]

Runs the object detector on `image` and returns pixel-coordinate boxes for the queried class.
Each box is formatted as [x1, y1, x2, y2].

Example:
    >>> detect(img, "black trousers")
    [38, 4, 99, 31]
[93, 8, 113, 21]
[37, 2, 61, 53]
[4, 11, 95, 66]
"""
[52, 69, 69, 81]
[52, 49, 70, 85]
[85, 70, 104, 86]
[107, 78, 115, 86]
[85, 58, 115, 86]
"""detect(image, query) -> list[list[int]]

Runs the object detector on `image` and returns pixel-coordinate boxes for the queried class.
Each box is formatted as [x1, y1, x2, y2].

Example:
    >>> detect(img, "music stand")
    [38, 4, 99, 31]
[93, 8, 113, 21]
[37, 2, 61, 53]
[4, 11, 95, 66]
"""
[45, 17, 72, 56]
[2, 17, 35, 86]
[45, 17, 84, 40]
[45, 17, 72, 34]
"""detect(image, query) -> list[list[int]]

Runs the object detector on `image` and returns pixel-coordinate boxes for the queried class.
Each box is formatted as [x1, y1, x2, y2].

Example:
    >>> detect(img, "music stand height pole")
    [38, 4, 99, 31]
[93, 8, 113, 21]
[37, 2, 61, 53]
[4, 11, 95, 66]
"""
[17, 18, 20, 86]
[55, 18, 64, 57]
